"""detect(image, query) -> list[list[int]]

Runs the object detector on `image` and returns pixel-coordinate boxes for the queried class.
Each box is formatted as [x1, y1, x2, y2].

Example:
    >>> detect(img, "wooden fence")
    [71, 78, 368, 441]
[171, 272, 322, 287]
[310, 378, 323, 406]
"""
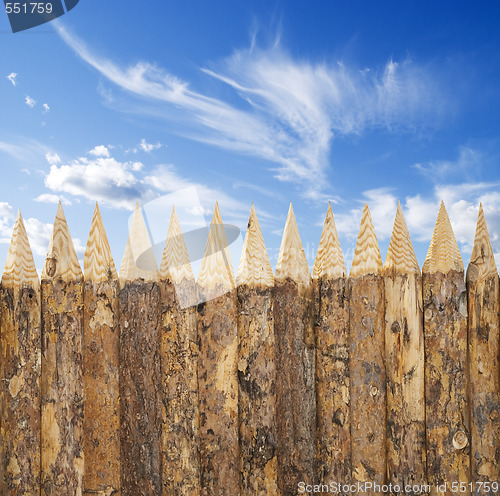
[0, 199, 498, 496]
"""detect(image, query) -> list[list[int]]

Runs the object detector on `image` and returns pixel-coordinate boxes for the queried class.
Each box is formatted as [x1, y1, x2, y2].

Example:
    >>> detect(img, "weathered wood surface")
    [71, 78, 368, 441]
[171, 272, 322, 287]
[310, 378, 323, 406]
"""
[0, 212, 41, 495]
[83, 204, 120, 495]
[41, 202, 84, 496]
[119, 203, 162, 495]
[197, 203, 239, 496]
[349, 203, 386, 492]
[159, 206, 201, 495]
[237, 204, 279, 495]
[423, 201, 470, 495]
[274, 204, 315, 496]
[384, 203, 426, 492]
[312, 203, 350, 486]
[466, 204, 500, 486]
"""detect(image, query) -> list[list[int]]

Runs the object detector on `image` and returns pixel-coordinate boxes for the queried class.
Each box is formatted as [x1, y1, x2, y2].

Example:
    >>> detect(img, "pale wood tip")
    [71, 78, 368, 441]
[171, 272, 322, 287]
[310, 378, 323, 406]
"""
[468, 204, 497, 281]
[313, 204, 346, 280]
[275, 205, 311, 286]
[423, 202, 464, 274]
[350, 203, 383, 278]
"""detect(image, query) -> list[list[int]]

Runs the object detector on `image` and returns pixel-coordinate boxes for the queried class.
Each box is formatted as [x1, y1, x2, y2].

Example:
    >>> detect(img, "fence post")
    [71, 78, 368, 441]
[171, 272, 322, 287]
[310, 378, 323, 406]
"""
[423, 201, 470, 495]
[119, 202, 162, 494]
[237, 204, 278, 495]
[83, 203, 120, 495]
[466, 204, 500, 487]
[384, 202, 426, 492]
[41, 202, 84, 496]
[159, 206, 201, 495]
[349, 203, 386, 493]
[197, 202, 239, 495]
[0, 212, 41, 494]
[274, 203, 315, 496]
[312, 203, 350, 487]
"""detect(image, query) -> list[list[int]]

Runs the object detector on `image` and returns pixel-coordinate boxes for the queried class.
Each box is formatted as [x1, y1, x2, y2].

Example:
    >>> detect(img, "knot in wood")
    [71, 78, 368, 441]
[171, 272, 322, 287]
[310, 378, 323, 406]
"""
[466, 263, 479, 283]
[46, 253, 57, 278]
[370, 386, 378, 397]
[452, 430, 468, 450]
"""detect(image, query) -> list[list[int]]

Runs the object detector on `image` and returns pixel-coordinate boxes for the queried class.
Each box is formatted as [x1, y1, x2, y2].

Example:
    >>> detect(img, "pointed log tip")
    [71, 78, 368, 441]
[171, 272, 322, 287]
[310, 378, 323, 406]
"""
[468, 204, 497, 280]
[423, 202, 464, 274]
[384, 204, 420, 274]
[275, 205, 311, 286]
[84, 205, 118, 282]
[41, 204, 82, 282]
[159, 206, 195, 284]
[237, 205, 274, 287]
[119, 203, 158, 284]
[313, 204, 346, 280]
[2, 212, 39, 289]
[198, 204, 235, 293]
[350, 203, 383, 278]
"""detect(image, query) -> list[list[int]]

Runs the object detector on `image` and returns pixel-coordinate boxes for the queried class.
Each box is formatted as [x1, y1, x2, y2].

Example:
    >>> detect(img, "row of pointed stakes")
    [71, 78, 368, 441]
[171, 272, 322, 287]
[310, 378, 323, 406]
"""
[3, 199, 493, 290]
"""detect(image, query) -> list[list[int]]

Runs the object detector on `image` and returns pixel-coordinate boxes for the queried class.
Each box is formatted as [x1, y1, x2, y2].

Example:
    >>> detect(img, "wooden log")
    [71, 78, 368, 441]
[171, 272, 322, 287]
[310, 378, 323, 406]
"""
[274, 203, 315, 496]
[466, 204, 500, 485]
[0, 211, 41, 494]
[83, 203, 120, 495]
[384, 202, 426, 491]
[119, 203, 162, 495]
[236, 204, 279, 495]
[312, 203, 350, 486]
[159, 206, 201, 495]
[197, 202, 239, 496]
[41, 202, 84, 496]
[349, 203, 386, 491]
[423, 201, 470, 495]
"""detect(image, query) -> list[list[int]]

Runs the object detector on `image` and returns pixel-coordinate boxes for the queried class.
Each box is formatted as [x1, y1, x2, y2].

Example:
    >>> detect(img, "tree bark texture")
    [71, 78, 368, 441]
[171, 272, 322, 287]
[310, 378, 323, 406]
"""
[238, 284, 279, 495]
[41, 279, 84, 496]
[119, 281, 162, 496]
[83, 280, 120, 495]
[274, 278, 316, 496]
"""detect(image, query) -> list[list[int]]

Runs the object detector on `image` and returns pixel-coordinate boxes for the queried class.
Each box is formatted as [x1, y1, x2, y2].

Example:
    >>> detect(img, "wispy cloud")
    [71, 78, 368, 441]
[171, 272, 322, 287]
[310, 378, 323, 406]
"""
[43, 103, 50, 113]
[55, 24, 443, 201]
[0, 138, 50, 163]
[7, 73, 17, 86]
[25, 95, 36, 108]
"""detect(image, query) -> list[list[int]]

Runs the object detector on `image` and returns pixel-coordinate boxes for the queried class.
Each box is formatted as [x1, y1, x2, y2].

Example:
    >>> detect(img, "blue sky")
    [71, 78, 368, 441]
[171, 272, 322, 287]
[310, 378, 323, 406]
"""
[2, 1, 500, 275]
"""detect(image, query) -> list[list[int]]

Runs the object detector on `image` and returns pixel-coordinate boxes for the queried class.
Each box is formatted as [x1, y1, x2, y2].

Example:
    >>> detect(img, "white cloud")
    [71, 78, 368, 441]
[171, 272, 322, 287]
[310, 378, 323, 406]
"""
[56, 24, 442, 201]
[34, 194, 72, 205]
[7, 73, 17, 86]
[88, 145, 110, 157]
[131, 138, 162, 153]
[43, 103, 50, 113]
[45, 152, 61, 165]
[0, 139, 50, 163]
[45, 156, 151, 210]
[25, 95, 36, 108]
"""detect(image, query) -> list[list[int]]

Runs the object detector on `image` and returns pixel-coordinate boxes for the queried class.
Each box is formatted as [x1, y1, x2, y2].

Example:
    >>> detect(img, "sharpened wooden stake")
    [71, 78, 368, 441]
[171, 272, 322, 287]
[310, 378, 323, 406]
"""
[119, 203, 162, 495]
[0, 212, 41, 495]
[159, 206, 201, 495]
[349, 203, 386, 491]
[237, 204, 279, 495]
[423, 201, 470, 495]
[41, 202, 84, 496]
[83, 203, 120, 495]
[313, 203, 350, 486]
[197, 202, 239, 496]
[384, 203, 426, 490]
[466, 204, 500, 483]
[274, 203, 316, 495]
